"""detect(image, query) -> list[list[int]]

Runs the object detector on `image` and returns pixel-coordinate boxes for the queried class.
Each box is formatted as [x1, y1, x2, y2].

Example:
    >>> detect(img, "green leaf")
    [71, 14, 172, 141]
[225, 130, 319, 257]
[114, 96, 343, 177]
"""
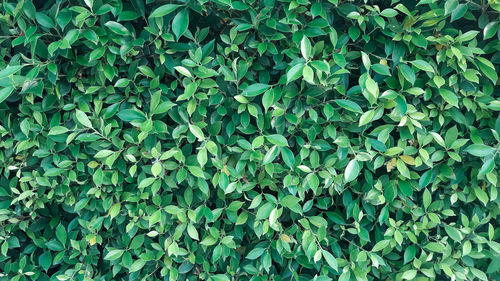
[151, 162, 162, 177]
[75, 109, 92, 128]
[114, 78, 130, 88]
[335, 99, 362, 113]
[402, 270, 417, 280]
[371, 64, 391, 76]
[380, 8, 398, 17]
[322, 250, 338, 271]
[474, 187, 489, 206]
[300, 36, 312, 59]
[187, 166, 205, 178]
[0, 65, 24, 79]
[372, 240, 390, 252]
[359, 110, 375, 126]
[396, 159, 410, 178]
[281, 195, 302, 213]
[178, 82, 197, 101]
[105, 21, 130, 35]
[139, 177, 156, 189]
[411, 60, 434, 72]
[411, 33, 427, 48]
[187, 224, 199, 240]
[280, 147, 295, 169]
[104, 249, 125, 260]
[262, 145, 279, 165]
[439, 88, 459, 108]
[129, 259, 146, 272]
[117, 109, 147, 122]
[476, 57, 498, 84]
[89, 46, 106, 61]
[149, 4, 180, 18]
[266, 134, 288, 146]
[451, 4, 467, 22]
[0, 87, 14, 104]
[464, 144, 495, 157]
[344, 159, 361, 182]
[404, 245, 416, 264]
[262, 89, 274, 111]
[242, 83, 270, 97]
[36, 12, 55, 28]
[188, 124, 205, 141]
[38, 251, 52, 272]
[109, 203, 121, 219]
[149, 210, 162, 227]
[174, 66, 192, 77]
[287, 63, 305, 83]
[425, 242, 445, 252]
[129, 235, 145, 250]
[172, 9, 189, 40]
[399, 64, 416, 84]
[48, 126, 69, 135]
[484, 21, 498, 40]
[423, 188, 432, 209]
[444, 225, 462, 242]
[470, 268, 488, 281]
[365, 77, 379, 100]
[246, 247, 266, 259]
[211, 274, 230, 281]
[55, 224, 67, 245]
[302, 65, 314, 83]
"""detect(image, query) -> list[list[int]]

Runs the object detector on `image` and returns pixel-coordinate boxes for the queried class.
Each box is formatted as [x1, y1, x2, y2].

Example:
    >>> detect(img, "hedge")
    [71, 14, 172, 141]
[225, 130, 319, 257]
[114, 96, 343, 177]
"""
[0, 0, 499, 280]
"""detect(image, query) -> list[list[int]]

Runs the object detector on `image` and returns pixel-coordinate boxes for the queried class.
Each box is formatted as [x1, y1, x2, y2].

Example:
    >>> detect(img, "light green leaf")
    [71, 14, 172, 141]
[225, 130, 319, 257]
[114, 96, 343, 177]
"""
[242, 83, 270, 97]
[411, 60, 434, 72]
[0, 87, 14, 104]
[172, 9, 189, 39]
[322, 250, 338, 271]
[187, 166, 205, 178]
[301, 36, 312, 59]
[129, 259, 146, 272]
[444, 225, 462, 242]
[402, 270, 417, 280]
[150, 4, 180, 18]
[75, 109, 93, 128]
[281, 195, 302, 213]
[48, 126, 69, 135]
[105, 21, 130, 35]
[281, 147, 295, 169]
[439, 88, 459, 108]
[174, 66, 192, 77]
[266, 134, 288, 146]
[189, 124, 205, 141]
[465, 144, 495, 157]
[287, 63, 305, 83]
[104, 249, 125, 261]
[335, 99, 362, 113]
[372, 240, 390, 252]
[246, 247, 266, 260]
[345, 159, 361, 182]
[0, 65, 24, 79]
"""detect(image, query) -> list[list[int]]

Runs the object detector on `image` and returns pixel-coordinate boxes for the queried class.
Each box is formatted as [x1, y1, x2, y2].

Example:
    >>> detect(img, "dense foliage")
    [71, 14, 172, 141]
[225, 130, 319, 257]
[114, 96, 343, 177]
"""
[1, 0, 500, 280]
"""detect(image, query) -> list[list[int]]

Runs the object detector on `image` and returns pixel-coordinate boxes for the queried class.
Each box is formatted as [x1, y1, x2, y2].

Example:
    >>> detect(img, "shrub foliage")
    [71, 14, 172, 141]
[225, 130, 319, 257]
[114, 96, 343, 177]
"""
[1, 0, 500, 280]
